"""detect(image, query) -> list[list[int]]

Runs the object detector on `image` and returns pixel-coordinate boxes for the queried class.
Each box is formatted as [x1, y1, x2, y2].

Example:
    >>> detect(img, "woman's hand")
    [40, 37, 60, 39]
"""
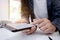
[32, 18, 56, 34]
[22, 26, 37, 35]
[15, 19, 37, 35]
[15, 19, 28, 24]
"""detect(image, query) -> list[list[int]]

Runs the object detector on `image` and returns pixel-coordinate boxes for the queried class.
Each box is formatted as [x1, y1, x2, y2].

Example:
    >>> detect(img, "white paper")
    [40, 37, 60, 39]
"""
[6, 29, 60, 40]
[6, 31, 49, 40]
[0, 28, 60, 40]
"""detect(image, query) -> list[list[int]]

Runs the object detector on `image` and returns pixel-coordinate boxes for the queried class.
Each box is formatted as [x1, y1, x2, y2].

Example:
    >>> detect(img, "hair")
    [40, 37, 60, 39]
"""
[21, 0, 31, 18]
[21, 0, 35, 22]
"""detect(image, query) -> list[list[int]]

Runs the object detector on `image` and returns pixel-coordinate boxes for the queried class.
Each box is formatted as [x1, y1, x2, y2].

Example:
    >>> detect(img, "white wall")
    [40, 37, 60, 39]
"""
[0, 0, 8, 20]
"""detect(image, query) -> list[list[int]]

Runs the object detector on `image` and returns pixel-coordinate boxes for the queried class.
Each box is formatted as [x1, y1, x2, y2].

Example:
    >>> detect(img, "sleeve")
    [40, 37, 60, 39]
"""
[51, 0, 60, 31]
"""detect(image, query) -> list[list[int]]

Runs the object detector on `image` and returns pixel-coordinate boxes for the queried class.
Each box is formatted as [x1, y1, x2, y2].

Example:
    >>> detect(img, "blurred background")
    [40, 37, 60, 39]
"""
[0, 0, 21, 22]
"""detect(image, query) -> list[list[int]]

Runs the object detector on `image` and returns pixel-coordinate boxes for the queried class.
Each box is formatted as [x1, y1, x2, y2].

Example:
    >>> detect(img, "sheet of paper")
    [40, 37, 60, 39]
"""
[6, 32, 49, 40]
[0, 28, 60, 40]
[6, 29, 60, 40]
[6, 29, 49, 40]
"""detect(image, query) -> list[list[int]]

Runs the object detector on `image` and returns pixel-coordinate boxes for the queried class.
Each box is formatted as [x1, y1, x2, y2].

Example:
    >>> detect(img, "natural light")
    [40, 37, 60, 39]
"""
[9, 0, 21, 22]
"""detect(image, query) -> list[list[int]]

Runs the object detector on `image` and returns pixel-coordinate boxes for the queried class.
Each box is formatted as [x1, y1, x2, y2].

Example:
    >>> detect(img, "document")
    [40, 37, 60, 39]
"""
[6, 30, 49, 40]
[6, 28, 60, 40]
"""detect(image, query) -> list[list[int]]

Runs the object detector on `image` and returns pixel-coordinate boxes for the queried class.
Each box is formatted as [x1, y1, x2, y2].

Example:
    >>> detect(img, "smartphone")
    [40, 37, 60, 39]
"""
[5, 23, 34, 32]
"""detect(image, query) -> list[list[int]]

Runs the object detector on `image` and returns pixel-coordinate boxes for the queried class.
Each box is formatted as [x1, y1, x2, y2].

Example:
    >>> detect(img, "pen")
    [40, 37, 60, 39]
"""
[48, 37, 52, 40]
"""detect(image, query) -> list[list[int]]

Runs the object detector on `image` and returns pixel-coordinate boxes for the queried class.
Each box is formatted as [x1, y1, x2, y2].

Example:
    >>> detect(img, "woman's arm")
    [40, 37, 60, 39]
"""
[52, 0, 60, 31]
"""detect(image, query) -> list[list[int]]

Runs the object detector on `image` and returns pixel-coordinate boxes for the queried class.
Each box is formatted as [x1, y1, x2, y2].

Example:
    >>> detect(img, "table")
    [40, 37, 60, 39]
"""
[0, 28, 60, 40]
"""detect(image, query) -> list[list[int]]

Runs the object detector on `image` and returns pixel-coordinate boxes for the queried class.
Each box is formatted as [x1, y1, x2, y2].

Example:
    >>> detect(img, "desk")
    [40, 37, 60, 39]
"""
[0, 28, 16, 40]
[0, 28, 60, 40]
